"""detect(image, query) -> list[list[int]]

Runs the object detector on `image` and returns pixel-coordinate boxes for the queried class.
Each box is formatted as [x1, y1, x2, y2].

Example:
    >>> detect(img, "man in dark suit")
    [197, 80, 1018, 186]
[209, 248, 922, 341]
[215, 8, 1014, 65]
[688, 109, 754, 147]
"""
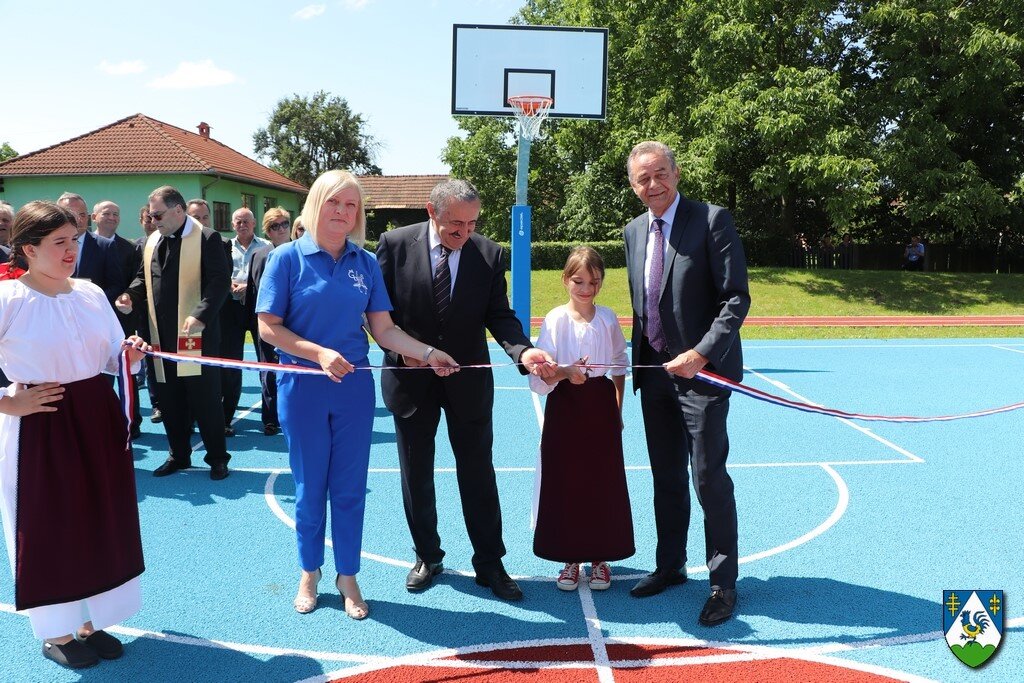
[117, 186, 232, 480]
[93, 200, 144, 438]
[58, 192, 123, 303]
[623, 141, 751, 626]
[376, 179, 555, 601]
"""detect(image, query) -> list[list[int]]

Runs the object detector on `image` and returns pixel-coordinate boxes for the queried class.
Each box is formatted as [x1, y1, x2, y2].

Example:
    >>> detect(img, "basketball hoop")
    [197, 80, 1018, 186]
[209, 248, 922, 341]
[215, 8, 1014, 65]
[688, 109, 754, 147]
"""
[508, 95, 553, 141]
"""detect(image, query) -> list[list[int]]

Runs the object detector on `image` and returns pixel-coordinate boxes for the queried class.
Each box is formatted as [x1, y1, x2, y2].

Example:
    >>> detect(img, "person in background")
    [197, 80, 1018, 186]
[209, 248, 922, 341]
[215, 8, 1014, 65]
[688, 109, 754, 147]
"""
[245, 207, 291, 436]
[903, 235, 925, 271]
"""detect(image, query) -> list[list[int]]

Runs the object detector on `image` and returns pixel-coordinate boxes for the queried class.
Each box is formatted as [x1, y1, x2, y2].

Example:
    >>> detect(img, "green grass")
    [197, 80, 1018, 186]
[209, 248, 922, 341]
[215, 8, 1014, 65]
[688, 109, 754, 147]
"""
[523, 267, 1024, 338]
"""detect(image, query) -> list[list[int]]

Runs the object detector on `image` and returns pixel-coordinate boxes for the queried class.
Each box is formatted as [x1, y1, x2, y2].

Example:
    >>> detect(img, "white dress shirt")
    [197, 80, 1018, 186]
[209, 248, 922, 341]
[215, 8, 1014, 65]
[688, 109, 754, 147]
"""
[644, 192, 681, 293]
[428, 221, 461, 296]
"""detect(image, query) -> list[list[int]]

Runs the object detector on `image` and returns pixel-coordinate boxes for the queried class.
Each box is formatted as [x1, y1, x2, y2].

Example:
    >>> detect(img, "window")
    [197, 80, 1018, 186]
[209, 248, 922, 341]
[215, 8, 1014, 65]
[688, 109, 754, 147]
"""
[213, 202, 232, 232]
[241, 193, 256, 210]
[263, 196, 277, 213]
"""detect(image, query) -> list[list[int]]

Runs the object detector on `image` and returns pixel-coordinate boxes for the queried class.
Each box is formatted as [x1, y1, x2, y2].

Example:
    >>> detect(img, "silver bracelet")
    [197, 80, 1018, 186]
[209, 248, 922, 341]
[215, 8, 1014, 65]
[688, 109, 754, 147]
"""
[422, 346, 435, 362]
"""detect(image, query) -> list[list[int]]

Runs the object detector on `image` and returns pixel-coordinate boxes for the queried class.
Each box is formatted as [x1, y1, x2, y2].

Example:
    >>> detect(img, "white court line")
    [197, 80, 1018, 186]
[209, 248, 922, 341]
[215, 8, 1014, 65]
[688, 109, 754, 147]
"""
[188, 398, 262, 455]
[993, 345, 1024, 355]
[577, 581, 615, 683]
[743, 366, 924, 463]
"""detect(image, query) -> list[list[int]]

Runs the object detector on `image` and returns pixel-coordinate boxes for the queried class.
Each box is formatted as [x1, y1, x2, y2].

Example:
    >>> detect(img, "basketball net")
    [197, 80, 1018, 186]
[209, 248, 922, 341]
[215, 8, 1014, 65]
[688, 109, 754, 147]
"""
[508, 95, 553, 141]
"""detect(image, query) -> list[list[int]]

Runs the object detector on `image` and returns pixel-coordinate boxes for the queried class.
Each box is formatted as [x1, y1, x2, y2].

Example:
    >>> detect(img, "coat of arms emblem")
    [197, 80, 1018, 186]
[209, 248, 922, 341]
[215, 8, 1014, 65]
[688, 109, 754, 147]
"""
[943, 590, 1003, 668]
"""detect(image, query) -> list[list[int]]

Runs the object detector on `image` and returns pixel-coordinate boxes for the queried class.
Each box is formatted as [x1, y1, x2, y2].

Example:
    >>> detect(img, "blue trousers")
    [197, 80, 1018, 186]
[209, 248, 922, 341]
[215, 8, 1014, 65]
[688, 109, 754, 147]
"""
[278, 369, 374, 575]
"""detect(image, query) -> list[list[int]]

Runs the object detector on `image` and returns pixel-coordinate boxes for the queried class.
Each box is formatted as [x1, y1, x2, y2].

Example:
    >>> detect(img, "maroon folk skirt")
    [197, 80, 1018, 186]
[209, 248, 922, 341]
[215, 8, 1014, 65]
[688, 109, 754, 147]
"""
[533, 376, 635, 563]
[15, 374, 145, 610]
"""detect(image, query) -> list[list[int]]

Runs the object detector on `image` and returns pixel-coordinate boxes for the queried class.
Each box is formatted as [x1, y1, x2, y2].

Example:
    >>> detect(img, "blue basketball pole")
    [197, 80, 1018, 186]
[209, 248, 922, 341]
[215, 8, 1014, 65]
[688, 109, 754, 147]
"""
[511, 135, 532, 333]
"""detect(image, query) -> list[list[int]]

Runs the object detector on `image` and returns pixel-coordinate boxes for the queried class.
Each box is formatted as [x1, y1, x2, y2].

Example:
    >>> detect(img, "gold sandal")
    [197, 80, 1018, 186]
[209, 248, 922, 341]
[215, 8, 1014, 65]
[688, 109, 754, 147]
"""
[336, 574, 369, 620]
[293, 568, 322, 614]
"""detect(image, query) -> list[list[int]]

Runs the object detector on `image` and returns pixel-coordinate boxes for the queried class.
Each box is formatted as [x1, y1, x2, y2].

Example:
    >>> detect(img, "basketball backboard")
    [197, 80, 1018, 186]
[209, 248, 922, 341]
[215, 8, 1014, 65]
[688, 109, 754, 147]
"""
[452, 24, 608, 119]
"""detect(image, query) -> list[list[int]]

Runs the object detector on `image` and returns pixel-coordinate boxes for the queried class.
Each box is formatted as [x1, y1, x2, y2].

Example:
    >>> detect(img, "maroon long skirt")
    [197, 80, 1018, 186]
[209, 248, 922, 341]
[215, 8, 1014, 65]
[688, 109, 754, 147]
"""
[15, 374, 145, 610]
[533, 376, 635, 563]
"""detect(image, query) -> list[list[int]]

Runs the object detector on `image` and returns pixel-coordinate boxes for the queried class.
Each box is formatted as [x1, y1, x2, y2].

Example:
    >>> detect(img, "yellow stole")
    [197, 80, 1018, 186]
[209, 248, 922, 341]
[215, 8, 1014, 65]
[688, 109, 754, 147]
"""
[143, 220, 203, 381]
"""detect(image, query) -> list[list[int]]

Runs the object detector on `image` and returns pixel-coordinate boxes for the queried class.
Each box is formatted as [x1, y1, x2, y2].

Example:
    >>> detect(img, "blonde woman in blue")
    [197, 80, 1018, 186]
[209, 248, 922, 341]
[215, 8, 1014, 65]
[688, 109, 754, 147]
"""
[257, 170, 457, 620]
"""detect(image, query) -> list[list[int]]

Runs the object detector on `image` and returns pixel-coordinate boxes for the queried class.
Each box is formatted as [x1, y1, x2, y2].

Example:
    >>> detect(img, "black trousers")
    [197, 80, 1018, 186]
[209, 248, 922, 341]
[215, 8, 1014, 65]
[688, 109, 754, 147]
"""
[637, 339, 738, 589]
[219, 297, 247, 425]
[254, 332, 278, 427]
[393, 395, 506, 570]
[154, 362, 229, 466]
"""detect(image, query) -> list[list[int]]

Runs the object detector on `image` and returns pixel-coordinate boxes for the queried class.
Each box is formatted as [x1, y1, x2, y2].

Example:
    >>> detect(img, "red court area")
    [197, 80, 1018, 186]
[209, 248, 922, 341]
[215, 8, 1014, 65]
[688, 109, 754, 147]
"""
[333, 644, 903, 682]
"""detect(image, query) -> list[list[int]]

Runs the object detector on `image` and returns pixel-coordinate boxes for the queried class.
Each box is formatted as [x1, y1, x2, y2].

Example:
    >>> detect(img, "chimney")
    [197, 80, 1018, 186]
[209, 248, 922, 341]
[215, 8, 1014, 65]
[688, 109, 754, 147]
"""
[197, 122, 211, 139]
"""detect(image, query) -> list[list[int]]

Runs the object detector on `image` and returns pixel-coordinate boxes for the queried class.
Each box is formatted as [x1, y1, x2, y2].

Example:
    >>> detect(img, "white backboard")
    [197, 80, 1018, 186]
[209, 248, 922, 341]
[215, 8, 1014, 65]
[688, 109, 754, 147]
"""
[452, 24, 608, 119]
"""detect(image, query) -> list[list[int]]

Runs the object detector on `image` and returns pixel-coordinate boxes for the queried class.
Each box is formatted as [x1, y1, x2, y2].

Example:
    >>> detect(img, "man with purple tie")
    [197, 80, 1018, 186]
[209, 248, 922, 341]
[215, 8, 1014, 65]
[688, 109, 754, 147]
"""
[622, 141, 750, 627]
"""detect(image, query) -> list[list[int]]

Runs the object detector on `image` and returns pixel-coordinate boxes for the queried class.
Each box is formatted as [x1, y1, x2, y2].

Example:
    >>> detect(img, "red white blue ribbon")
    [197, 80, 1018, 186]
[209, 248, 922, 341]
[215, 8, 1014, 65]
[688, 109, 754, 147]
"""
[118, 349, 136, 450]
[139, 349, 1024, 424]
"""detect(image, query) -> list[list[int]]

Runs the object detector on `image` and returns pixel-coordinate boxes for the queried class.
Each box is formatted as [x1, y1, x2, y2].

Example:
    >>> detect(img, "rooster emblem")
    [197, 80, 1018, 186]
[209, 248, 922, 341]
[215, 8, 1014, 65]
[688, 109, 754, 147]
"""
[960, 610, 990, 643]
[348, 269, 368, 294]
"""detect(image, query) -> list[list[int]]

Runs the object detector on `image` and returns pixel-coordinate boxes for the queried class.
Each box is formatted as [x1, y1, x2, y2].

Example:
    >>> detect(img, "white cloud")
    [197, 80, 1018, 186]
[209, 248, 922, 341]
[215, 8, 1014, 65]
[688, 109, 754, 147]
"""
[293, 4, 326, 19]
[98, 60, 146, 76]
[340, 0, 371, 10]
[147, 60, 239, 89]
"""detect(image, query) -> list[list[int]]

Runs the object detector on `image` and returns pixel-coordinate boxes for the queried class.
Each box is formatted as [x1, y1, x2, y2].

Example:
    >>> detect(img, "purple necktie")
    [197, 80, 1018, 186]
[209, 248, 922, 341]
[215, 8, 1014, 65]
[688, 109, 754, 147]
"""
[645, 218, 668, 353]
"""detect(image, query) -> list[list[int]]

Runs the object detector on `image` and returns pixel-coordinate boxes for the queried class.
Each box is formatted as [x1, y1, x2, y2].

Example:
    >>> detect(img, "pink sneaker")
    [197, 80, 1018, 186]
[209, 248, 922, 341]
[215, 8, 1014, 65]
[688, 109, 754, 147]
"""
[556, 563, 580, 591]
[589, 562, 611, 590]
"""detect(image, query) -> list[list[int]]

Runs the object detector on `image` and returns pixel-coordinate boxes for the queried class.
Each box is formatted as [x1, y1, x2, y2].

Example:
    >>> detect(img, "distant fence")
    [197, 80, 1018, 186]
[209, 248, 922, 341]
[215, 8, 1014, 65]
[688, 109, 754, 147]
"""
[767, 242, 1023, 274]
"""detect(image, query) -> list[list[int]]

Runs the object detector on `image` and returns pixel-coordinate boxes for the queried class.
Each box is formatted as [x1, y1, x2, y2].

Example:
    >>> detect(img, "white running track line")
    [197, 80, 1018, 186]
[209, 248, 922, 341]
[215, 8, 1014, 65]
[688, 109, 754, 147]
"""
[742, 366, 924, 463]
[745, 342, 1024, 350]
[577, 580, 615, 683]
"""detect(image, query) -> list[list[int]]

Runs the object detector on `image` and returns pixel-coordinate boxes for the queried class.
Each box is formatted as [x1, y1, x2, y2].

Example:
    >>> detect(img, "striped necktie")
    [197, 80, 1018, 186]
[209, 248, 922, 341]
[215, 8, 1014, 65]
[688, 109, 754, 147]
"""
[433, 245, 452, 321]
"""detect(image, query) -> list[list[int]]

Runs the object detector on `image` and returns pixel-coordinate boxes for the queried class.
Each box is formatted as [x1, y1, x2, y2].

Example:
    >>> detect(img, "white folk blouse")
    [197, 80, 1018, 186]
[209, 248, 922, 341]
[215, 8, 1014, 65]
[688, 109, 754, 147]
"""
[529, 304, 628, 396]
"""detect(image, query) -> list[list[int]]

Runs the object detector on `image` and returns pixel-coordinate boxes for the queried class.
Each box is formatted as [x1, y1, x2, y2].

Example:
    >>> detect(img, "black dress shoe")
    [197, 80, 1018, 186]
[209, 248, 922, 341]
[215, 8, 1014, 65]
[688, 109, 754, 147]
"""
[698, 588, 737, 626]
[129, 425, 142, 440]
[475, 566, 523, 601]
[210, 463, 229, 480]
[263, 423, 280, 436]
[153, 458, 189, 477]
[406, 560, 444, 591]
[224, 425, 235, 437]
[76, 630, 124, 659]
[42, 640, 99, 669]
[150, 408, 163, 424]
[630, 568, 688, 598]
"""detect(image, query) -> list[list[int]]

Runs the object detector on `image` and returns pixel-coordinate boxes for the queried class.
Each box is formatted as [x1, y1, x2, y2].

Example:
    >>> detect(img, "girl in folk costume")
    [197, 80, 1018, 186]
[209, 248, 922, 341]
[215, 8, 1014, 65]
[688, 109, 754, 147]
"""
[530, 247, 635, 591]
[0, 202, 149, 670]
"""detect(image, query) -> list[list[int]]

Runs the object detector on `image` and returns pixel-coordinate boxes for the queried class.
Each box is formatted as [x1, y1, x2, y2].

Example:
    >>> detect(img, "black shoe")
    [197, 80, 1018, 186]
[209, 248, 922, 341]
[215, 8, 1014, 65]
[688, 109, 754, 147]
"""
[76, 630, 124, 660]
[153, 458, 189, 477]
[630, 568, 688, 598]
[263, 423, 280, 436]
[224, 425, 235, 437]
[42, 640, 99, 669]
[406, 560, 444, 591]
[210, 463, 229, 481]
[475, 565, 523, 601]
[698, 588, 737, 626]
[129, 425, 142, 440]
[150, 408, 163, 424]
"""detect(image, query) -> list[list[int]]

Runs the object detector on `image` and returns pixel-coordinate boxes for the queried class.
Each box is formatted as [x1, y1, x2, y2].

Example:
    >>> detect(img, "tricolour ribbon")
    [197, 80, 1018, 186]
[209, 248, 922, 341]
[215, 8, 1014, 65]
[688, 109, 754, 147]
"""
[136, 348, 1024, 424]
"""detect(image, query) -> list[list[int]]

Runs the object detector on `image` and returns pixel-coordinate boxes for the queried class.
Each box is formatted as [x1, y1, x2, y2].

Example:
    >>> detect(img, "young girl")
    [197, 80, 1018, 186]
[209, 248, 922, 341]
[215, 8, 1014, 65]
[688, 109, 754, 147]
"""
[530, 247, 634, 590]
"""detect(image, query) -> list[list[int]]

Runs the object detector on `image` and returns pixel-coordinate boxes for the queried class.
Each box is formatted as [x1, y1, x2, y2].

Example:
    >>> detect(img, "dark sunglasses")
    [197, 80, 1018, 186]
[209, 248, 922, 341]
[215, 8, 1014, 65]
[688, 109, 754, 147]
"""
[148, 210, 167, 220]
[267, 221, 291, 231]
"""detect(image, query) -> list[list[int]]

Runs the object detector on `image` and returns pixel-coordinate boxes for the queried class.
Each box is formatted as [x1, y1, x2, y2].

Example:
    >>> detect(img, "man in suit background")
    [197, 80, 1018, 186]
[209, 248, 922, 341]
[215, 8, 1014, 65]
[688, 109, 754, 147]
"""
[117, 186, 231, 480]
[376, 179, 555, 601]
[0, 200, 12, 261]
[93, 199, 144, 438]
[623, 141, 750, 626]
[58, 192, 123, 303]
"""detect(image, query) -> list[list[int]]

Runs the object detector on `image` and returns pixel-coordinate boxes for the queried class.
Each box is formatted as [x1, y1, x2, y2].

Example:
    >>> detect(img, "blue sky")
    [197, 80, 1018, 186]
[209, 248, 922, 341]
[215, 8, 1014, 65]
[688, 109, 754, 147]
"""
[0, 0, 524, 175]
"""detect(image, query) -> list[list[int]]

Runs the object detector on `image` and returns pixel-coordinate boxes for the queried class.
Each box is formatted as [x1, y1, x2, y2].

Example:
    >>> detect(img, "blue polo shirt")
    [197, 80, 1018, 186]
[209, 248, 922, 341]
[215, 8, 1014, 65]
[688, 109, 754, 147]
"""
[256, 234, 392, 368]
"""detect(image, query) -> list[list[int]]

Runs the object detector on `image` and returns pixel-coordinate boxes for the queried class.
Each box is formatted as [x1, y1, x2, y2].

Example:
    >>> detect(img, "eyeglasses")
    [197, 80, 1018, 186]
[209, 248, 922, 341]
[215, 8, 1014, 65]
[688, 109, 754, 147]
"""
[267, 221, 290, 232]
[148, 210, 167, 220]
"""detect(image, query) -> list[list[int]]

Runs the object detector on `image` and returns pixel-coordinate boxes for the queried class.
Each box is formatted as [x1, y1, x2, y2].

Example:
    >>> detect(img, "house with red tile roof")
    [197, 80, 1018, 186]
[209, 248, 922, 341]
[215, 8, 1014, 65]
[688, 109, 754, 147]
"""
[0, 114, 307, 239]
[360, 174, 448, 239]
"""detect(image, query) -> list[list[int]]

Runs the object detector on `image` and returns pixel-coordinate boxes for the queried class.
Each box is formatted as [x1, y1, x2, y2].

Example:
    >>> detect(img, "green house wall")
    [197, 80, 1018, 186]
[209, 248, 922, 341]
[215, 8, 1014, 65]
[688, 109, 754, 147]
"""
[0, 174, 303, 240]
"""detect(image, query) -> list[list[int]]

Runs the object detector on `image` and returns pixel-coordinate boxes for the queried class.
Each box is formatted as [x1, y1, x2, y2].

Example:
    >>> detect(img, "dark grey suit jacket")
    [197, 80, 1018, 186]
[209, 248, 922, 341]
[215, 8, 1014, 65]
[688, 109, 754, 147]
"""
[376, 221, 531, 420]
[75, 231, 124, 304]
[624, 197, 751, 392]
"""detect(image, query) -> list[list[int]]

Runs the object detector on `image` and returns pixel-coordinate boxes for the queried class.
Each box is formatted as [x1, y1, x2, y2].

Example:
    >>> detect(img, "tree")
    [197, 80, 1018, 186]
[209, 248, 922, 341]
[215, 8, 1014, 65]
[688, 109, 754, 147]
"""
[0, 142, 17, 162]
[253, 91, 381, 187]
